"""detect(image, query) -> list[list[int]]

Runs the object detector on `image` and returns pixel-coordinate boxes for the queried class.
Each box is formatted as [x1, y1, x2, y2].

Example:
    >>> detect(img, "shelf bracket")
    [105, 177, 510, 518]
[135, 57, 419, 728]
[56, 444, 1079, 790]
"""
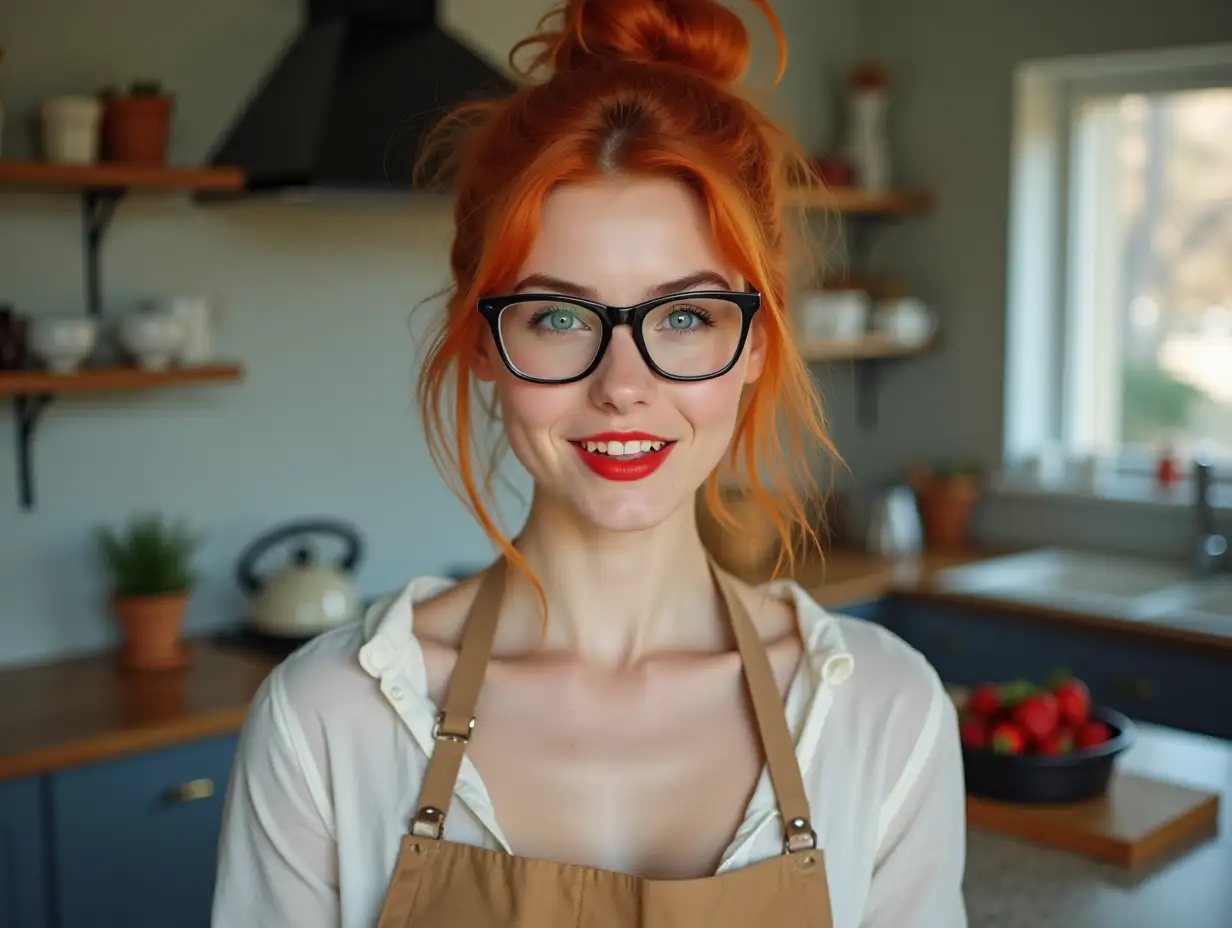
[14, 393, 54, 511]
[82, 188, 126, 318]
[855, 359, 881, 430]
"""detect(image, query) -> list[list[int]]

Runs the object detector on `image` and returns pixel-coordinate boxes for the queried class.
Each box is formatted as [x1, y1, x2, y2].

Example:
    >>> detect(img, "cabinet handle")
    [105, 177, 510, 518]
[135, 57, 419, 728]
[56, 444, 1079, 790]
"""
[165, 778, 215, 804]
[1105, 674, 1158, 702]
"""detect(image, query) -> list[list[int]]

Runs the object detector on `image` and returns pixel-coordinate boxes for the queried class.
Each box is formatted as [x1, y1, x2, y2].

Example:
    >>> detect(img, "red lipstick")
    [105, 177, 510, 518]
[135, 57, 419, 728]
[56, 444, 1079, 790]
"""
[570, 431, 675, 482]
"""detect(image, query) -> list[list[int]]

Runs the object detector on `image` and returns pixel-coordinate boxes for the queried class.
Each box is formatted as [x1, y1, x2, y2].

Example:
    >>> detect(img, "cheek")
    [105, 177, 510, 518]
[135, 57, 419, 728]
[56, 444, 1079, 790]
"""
[494, 375, 579, 450]
[674, 375, 746, 441]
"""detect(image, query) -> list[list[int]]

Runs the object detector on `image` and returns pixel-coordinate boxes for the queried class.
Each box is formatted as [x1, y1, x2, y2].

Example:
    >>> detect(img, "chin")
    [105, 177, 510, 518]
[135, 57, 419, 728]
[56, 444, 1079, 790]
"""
[563, 483, 691, 535]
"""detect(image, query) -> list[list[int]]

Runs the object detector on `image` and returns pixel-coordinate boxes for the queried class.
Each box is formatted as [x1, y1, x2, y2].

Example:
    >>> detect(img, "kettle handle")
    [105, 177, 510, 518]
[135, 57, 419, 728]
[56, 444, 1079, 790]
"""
[235, 519, 364, 595]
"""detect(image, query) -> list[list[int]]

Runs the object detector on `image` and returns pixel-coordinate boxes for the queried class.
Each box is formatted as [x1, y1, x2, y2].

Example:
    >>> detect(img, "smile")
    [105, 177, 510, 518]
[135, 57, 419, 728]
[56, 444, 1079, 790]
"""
[569, 432, 676, 481]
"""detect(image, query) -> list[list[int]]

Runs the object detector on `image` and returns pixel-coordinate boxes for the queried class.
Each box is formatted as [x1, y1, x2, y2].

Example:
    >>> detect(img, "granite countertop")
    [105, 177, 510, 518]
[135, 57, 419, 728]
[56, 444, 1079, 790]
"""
[963, 722, 1231, 928]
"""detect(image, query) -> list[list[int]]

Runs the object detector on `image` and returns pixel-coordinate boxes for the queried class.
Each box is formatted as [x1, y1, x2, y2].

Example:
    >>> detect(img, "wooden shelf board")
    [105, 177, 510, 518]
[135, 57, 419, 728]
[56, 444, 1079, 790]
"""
[0, 159, 243, 192]
[0, 363, 243, 397]
[785, 186, 933, 215]
[797, 334, 932, 361]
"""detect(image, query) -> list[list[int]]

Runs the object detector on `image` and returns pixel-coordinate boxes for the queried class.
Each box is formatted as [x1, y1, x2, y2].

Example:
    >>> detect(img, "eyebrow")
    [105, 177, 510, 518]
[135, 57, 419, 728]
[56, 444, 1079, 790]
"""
[510, 270, 734, 300]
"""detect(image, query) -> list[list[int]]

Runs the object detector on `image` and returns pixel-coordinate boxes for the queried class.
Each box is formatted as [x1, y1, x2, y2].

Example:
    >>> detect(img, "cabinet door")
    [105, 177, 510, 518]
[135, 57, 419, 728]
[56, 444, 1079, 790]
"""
[0, 777, 49, 928]
[831, 599, 884, 623]
[50, 734, 238, 928]
[889, 600, 1232, 740]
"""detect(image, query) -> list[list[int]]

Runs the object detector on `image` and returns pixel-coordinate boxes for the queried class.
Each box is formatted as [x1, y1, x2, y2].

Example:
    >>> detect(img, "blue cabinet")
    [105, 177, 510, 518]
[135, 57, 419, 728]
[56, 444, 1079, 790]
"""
[0, 777, 49, 928]
[886, 598, 1232, 741]
[50, 733, 238, 928]
[830, 598, 884, 623]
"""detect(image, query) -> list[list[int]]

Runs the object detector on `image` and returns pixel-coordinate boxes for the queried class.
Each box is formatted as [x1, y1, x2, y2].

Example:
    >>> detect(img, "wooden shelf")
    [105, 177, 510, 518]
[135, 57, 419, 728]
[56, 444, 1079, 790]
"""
[798, 334, 933, 362]
[785, 186, 932, 215]
[0, 363, 243, 397]
[0, 159, 243, 192]
[4, 364, 244, 511]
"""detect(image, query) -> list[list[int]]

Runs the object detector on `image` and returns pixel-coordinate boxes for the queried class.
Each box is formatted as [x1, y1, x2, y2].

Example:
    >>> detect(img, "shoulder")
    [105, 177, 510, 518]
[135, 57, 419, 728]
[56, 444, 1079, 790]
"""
[782, 581, 957, 771]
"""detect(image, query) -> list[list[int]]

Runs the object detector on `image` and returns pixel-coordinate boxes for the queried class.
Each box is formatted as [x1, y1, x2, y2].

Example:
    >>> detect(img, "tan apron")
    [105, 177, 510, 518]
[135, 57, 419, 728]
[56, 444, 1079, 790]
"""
[377, 557, 834, 927]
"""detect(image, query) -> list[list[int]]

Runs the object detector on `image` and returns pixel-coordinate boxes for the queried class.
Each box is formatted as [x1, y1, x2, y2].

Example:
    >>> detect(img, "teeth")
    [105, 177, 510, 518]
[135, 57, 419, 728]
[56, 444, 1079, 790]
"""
[581, 439, 666, 456]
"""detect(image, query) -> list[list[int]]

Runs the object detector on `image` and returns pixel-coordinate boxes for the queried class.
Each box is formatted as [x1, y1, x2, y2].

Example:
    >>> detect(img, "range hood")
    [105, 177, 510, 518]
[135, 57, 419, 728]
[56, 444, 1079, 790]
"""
[205, 0, 516, 197]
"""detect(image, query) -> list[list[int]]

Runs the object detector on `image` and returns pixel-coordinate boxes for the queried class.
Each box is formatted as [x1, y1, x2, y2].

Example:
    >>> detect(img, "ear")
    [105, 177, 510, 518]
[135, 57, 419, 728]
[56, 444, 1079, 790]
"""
[741, 315, 767, 385]
[473, 328, 499, 382]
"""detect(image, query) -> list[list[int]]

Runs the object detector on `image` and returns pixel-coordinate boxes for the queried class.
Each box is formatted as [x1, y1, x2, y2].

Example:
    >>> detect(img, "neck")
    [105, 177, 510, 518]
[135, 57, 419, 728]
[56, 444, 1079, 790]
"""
[505, 489, 725, 670]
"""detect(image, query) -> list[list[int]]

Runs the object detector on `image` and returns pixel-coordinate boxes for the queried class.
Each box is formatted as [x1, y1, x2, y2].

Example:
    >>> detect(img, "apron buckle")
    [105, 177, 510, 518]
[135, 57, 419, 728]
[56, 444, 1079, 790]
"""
[433, 712, 475, 744]
[410, 805, 445, 839]
[784, 816, 818, 854]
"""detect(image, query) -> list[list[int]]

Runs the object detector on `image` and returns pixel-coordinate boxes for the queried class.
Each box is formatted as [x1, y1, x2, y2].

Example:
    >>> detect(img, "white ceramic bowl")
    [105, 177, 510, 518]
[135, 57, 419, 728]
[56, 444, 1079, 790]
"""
[29, 315, 99, 373]
[119, 310, 187, 370]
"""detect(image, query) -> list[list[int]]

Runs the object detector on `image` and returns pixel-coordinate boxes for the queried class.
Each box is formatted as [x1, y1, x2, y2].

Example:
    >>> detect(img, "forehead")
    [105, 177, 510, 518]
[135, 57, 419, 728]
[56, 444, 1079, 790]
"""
[519, 176, 736, 300]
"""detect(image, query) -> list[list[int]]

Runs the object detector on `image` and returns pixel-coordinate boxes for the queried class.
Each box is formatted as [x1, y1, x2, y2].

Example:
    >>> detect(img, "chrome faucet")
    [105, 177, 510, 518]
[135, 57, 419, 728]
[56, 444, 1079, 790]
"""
[1193, 457, 1228, 577]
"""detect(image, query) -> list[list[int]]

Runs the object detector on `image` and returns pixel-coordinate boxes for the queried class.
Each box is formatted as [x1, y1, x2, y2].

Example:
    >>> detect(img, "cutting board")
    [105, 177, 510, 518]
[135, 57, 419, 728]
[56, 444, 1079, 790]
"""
[966, 772, 1221, 867]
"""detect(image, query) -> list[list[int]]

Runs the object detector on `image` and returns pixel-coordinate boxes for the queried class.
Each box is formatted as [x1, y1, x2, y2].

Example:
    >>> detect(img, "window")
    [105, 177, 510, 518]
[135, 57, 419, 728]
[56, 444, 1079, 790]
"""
[1005, 44, 1232, 490]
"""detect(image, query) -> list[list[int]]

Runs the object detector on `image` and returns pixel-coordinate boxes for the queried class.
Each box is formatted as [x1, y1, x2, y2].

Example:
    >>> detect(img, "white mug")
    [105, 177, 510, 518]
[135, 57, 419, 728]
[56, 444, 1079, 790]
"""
[873, 297, 938, 346]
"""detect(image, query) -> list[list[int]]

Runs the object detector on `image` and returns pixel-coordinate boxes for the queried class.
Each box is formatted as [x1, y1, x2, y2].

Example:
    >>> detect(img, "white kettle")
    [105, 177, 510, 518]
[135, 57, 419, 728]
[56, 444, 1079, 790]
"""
[236, 520, 364, 637]
[866, 485, 924, 558]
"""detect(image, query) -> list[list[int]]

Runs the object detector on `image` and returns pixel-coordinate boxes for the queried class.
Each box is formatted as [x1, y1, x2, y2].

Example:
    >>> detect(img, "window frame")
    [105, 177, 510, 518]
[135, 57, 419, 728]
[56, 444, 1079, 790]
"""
[1004, 43, 1232, 487]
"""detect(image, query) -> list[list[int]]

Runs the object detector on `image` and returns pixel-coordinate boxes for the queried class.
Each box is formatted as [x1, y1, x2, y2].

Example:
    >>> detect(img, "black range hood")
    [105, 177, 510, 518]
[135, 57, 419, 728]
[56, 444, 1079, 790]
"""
[205, 0, 516, 197]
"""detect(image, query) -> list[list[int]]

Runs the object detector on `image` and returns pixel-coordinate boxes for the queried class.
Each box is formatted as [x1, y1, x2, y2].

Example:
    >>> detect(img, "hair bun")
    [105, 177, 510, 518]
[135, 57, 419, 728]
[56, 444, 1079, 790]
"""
[519, 0, 785, 88]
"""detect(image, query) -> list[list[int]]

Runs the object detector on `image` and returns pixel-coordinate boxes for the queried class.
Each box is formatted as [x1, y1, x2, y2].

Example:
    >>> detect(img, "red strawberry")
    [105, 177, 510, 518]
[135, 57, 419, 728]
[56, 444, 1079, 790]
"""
[960, 717, 989, 750]
[1037, 727, 1074, 756]
[1053, 678, 1091, 727]
[1075, 720, 1111, 750]
[968, 683, 1002, 718]
[1013, 693, 1059, 743]
[991, 720, 1028, 755]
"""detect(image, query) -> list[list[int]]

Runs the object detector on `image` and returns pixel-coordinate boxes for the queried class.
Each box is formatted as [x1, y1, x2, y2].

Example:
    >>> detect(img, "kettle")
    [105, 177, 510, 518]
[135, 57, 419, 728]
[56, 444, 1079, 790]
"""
[236, 520, 364, 637]
[866, 485, 924, 558]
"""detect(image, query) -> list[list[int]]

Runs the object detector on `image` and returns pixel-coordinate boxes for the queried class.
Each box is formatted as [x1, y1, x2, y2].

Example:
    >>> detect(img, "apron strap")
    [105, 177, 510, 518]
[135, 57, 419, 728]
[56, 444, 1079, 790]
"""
[408, 553, 816, 854]
[709, 560, 817, 854]
[409, 557, 507, 840]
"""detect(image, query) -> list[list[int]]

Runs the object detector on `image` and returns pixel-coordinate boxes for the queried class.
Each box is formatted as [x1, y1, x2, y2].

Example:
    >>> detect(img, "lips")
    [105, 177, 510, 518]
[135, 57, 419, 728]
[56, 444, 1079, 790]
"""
[569, 431, 676, 482]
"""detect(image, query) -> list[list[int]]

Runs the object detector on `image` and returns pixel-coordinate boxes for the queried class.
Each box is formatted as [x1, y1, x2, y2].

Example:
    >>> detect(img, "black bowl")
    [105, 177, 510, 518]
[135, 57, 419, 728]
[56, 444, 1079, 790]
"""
[962, 705, 1136, 804]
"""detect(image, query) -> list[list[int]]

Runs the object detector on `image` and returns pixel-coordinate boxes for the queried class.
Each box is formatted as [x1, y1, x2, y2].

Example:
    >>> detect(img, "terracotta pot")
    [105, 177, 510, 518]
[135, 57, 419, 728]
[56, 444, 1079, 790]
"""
[111, 592, 192, 672]
[915, 477, 980, 551]
[102, 95, 173, 165]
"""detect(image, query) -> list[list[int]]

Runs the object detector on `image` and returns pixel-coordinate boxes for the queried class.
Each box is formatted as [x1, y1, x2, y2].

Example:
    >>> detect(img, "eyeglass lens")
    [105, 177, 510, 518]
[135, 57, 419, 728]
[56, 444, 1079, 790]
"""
[496, 297, 746, 380]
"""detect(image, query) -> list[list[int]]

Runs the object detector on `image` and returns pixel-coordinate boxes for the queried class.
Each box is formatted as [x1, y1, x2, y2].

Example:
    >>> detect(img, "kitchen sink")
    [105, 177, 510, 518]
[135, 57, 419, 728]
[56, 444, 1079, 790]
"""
[1138, 576, 1232, 620]
[935, 548, 1194, 613]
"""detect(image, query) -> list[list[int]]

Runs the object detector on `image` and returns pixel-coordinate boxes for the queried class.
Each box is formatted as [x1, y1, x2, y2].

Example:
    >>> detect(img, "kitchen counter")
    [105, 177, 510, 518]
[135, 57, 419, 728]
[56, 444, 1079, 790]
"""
[0, 643, 275, 781]
[964, 721, 1231, 928]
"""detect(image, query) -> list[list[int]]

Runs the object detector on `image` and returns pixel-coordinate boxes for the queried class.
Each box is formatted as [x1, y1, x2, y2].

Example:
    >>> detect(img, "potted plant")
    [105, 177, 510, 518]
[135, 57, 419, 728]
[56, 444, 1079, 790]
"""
[908, 460, 983, 551]
[100, 79, 174, 165]
[96, 512, 202, 672]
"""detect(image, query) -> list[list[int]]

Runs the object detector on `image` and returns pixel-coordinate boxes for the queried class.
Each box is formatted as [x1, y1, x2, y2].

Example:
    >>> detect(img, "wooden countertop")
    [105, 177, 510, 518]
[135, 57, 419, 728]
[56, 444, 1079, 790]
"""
[0, 643, 275, 782]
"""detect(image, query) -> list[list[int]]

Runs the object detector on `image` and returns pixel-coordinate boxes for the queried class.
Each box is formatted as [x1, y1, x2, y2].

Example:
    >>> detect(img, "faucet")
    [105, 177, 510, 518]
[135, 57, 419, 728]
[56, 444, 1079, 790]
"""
[1192, 456, 1228, 578]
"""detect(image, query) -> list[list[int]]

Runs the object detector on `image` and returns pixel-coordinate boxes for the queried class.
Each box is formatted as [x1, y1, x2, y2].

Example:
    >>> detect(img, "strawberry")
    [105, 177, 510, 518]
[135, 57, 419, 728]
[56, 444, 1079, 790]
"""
[968, 683, 1002, 718]
[1075, 719, 1111, 750]
[1037, 727, 1074, 756]
[1013, 693, 1059, 743]
[1052, 677, 1091, 727]
[991, 720, 1028, 755]
[960, 717, 989, 750]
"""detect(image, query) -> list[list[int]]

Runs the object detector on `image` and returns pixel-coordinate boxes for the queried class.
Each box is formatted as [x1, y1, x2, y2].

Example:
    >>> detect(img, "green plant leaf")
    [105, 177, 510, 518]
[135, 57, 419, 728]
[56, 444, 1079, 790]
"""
[95, 512, 203, 597]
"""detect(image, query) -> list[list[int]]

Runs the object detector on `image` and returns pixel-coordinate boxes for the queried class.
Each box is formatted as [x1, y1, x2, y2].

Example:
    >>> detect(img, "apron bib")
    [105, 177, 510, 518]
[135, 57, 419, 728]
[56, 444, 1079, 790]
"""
[377, 557, 834, 927]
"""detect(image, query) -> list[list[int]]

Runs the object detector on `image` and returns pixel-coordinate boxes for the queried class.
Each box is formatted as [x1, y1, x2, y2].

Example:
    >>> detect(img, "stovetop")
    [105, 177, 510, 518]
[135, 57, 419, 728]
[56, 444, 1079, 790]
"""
[211, 627, 322, 662]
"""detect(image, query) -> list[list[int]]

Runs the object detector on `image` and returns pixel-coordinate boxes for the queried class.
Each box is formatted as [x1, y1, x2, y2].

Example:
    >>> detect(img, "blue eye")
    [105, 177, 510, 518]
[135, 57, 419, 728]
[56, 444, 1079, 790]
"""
[660, 305, 715, 332]
[531, 307, 584, 331]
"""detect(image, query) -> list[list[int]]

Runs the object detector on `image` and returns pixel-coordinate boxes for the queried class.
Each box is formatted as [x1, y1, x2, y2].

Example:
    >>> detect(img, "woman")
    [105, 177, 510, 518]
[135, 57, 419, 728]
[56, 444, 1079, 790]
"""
[211, 1, 966, 925]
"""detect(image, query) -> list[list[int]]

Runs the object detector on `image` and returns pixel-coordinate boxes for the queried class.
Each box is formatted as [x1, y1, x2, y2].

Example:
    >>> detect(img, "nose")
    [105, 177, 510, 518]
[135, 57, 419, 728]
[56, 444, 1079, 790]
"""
[588, 327, 656, 414]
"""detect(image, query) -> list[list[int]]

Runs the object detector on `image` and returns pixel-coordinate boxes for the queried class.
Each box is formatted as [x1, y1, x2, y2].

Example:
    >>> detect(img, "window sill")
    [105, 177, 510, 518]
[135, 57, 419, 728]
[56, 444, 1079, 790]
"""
[990, 472, 1232, 515]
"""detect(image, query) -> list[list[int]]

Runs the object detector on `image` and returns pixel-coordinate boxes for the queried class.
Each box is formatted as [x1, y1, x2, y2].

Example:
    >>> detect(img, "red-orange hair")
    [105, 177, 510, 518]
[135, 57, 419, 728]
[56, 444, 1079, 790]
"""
[416, 0, 838, 595]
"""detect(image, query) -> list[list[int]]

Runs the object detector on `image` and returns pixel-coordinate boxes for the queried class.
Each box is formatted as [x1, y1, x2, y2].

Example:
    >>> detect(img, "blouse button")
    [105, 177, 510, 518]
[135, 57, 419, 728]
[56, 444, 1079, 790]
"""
[389, 684, 405, 701]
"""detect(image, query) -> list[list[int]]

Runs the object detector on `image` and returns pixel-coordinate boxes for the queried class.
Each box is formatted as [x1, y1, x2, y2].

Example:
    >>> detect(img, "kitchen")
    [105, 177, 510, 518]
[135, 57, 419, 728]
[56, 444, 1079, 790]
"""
[2, 0, 1232, 926]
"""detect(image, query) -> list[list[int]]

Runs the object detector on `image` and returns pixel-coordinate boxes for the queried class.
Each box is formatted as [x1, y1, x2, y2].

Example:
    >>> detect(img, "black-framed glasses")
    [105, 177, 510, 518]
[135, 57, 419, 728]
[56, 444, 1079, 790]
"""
[477, 290, 761, 384]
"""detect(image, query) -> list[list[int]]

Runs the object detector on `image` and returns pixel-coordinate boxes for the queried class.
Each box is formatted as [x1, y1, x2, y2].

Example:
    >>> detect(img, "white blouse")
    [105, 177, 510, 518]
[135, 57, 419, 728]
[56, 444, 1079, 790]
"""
[211, 575, 968, 927]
